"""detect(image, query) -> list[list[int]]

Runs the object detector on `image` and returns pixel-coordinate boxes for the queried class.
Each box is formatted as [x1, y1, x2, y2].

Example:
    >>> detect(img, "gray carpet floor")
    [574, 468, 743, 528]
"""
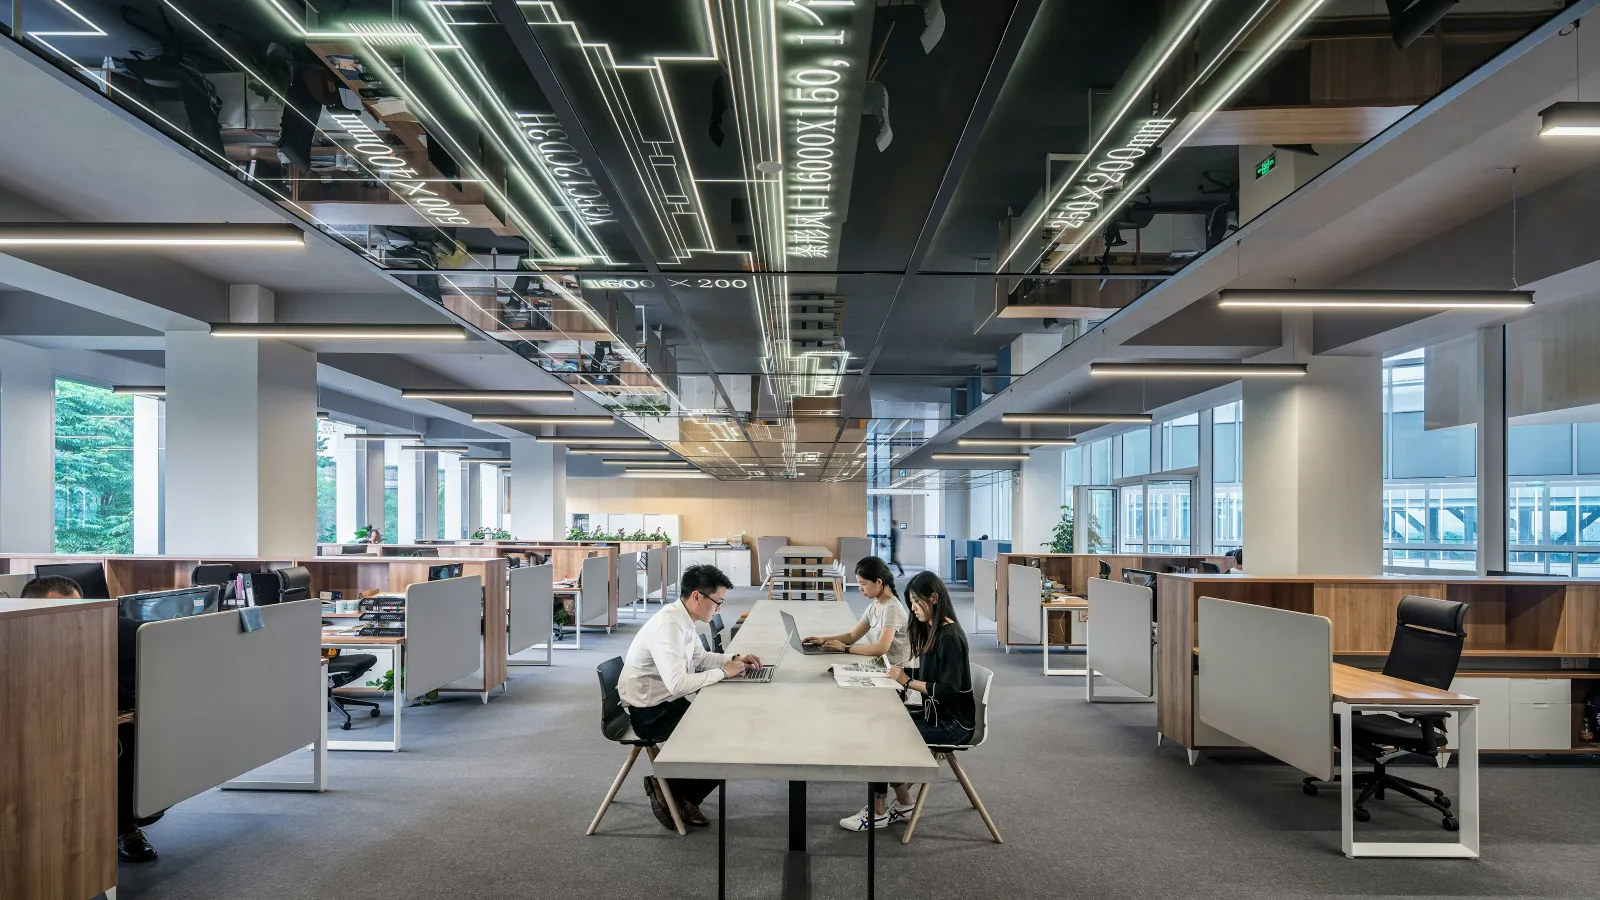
[116, 584, 1600, 900]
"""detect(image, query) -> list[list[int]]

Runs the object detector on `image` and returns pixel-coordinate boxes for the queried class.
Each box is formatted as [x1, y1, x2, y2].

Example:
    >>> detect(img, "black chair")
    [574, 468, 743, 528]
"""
[1304, 595, 1469, 831]
[275, 566, 312, 603]
[325, 650, 380, 730]
[192, 563, 236, 605]
[586, 656, 686, 836]
[1200, 561, 1221, 574]
[1227, 547, 1243, 567]
[1097, 559, 1112, 579]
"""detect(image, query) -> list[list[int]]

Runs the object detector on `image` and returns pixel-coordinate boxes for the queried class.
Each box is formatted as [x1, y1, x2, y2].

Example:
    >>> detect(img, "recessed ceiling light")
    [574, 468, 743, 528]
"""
[210, 323, 468, 340]
[1218, 289, 1534, 310]
[1089, 362, 1307, 378]
[471, 415, 616, 425]
[1000, 413, 1152, 424]
[400, 389, 575, 401]
[0, 223, 305, 246]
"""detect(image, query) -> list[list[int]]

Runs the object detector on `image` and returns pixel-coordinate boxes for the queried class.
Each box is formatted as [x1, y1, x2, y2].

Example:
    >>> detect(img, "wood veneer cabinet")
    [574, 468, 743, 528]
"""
[0, 598, 116, 900]
[1157, 574, 1600, 754]
[993, 552, 1235, 646]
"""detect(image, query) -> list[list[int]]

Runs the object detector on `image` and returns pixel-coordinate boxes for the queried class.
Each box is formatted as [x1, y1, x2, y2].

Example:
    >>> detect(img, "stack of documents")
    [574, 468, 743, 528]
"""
[832, 662, 897, 690]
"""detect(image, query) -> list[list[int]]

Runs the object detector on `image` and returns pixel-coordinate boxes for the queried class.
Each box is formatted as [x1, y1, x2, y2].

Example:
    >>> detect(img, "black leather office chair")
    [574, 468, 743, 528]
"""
[1227, 547, 1243, 568]
[1097, 559, 1111, 579]
[325, 649, 380, 730]
[192, 563, 236, 605]
[275, 566, 312, 603]
[1200, 561, 1221, 574]
[586, 656, 686, 836]
[1304, 595, 1468, 831]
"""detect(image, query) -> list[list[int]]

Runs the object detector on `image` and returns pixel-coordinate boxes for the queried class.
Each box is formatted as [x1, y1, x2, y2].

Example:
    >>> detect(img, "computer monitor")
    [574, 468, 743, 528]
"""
[0, 573, 32, 598]
[428, 563, 464, 581]
[1121, 568, 1158, 590]
[407, 548, 441, 558]
[35, 562, 111, 599]
[118, 585, 221, 623]
[340, 544, 371, 555]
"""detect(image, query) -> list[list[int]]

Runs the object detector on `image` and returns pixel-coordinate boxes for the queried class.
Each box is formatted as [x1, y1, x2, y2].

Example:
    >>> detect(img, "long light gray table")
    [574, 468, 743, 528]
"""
[653, 599, 937, 899]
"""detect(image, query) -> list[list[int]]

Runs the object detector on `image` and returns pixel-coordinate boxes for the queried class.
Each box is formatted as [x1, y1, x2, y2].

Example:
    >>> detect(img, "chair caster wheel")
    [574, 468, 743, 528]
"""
[341, 722, 353, 731]
[370, 709, 380, 718]
[1302, 783, 1318, 796]
[1353, 808, 1371, 823]
[1442, 816, 1459, 832]
[1436, 795, 1450, 808]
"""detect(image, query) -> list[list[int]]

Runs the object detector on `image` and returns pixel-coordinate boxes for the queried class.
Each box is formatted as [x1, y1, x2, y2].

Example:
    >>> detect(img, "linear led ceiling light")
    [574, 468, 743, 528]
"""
[622, 469, 711, 478]
[958, 437, 1078, 448]
[1539, 102, 1600, 136]
[316, 411, 331, 420]
[1218, 289, 1534, 309]
[400, 444, 470, 453]
[609, 459, 696, 468]
[931, 452, 1031, 462]
[399, 389, 575, 401]
[112, 385, 165, 396]
[209, 323, 468, 340]
[535, 436, 654, 446]
[0, 223, 305, 247]
[1090, 362, 1307, 377]
[343, 433, 423, 441]
[567, 448, 673, 457]
[1000, 413, 1153, 425]
[470, 415, 615, 425]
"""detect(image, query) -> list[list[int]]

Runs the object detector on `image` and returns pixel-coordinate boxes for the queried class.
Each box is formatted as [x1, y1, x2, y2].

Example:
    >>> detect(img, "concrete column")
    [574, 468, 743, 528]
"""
[1195, 406, 1215, 555]
[397, 448, 439, 542]
[164, 332, 318, 558]
[511, 438, 566, 540]
[497, 467, 512, 531]
[422, 451, 440, 540]
[465, 462, 484, 535]
[0, 340, 56, 552]
[363, 440, 387, 536]
[1017, 447, 1066, 553]
[335, 433, 362, 544]
[1477, 326, 1507, 574]
[443, 453, 464, 539]
[132, 395, 164, 554]
[1242, 356, 1382, 575]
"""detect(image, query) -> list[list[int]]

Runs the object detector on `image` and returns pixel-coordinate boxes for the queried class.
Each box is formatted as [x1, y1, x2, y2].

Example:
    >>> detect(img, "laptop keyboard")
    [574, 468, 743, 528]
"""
[730, 666, 775, 683]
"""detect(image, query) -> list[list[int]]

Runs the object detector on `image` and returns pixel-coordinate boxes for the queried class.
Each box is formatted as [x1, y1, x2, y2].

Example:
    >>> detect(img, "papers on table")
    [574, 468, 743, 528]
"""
[832, 662, 897, 690]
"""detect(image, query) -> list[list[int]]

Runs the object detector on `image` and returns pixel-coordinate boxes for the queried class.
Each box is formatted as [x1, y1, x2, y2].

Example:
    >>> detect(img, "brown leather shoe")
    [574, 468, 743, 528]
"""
[681, 803, 710, 827]
[643, 776, 677, 831]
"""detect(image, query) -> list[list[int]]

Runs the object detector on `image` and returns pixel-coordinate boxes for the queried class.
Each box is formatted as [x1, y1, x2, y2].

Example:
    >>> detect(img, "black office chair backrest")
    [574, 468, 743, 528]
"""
[1382, 595, 1468, 690]
[275, 566, 312, 603]
[1200, 561, 1221, 574]
[192, 563, 234, 586]
[1227, 548, 1243, 567]
[710, 613, 725, 653]
[1097, 559, 1111, 579]
[596, 656, 632, 741]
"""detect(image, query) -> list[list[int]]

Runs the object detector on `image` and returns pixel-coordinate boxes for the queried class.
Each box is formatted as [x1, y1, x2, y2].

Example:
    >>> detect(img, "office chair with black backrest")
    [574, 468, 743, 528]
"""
[324, 649, 381, 730]
[1200, 561, 1221, 574]
[587, 656, 686, 836]
[192, 563, 236, 605]
[275, 566, 312, 603]
[1097, 559, 1111, 579]
[1303, 595, 1468, 831]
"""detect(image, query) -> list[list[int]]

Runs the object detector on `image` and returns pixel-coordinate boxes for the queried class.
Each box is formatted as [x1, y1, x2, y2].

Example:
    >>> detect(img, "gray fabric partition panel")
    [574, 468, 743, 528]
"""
[135, 599, 322, 817]
[618, 552, 639, 605]
[1007, 564, 1042, 644]
[1197, 596, 1333, 780]
[974, 557, 997, 624]
[1086, 578, 1154, 697]
[666, 546, 680, 591]
[406, 576, 484, 698]
[836, 537, 871, 584]
[644, 548, 663, 595]
[508, 564, 553, 656]
[756, 536, 790, 576]
[581, 555, 610, 626]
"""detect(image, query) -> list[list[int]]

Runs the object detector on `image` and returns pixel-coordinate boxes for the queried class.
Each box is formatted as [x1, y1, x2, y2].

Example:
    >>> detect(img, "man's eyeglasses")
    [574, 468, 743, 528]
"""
[695, 591, 725, 608]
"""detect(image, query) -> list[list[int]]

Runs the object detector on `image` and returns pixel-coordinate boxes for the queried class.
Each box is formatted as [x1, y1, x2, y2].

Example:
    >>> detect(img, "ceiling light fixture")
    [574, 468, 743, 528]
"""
[534, 436, 655, 446]
[1000, 413, 1153, 425]
[111, 385, 165, 397]
[567, 448, 673, 457]
[400, 444, 471, 453]
[1089, 362, 1308, 377]
[958, 437, 1078, 448]
[399, 389, 575, 401]
[931, 452, 1031, 462]
[611, 460, 698, 468]
[622, 470, 713, 479]
[209, 323, 469, 340]
[1540, 102, 1600, 136]
[1218, 289, 1534, 309]
[0, 223, 305, 247]
[343, 433, 423, 441]
[316, 411, 331, 420]
[470, 415, 615, 425]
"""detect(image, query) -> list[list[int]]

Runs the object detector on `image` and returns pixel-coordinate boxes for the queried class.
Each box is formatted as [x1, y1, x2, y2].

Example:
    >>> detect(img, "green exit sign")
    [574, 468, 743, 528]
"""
[1255, 153, 1277, 180]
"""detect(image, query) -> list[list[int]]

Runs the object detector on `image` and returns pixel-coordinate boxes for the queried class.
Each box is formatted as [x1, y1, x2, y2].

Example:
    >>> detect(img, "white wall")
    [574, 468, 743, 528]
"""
[511, 438, 566, 540]
[0, 339, 56, 552]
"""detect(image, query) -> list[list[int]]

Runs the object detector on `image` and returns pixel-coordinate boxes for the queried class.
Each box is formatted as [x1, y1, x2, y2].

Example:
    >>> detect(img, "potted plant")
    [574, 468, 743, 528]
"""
[1048, 506, 1100, 554]
[365, 668, 438, 705]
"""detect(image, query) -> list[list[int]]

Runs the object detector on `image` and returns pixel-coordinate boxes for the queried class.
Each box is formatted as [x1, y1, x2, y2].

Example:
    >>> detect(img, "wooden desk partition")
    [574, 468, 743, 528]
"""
[0, 598, 117, 900]
[1158, 573, 1600, 755]
[993, 553, 1234, 646]
[0, 554, 509, 696]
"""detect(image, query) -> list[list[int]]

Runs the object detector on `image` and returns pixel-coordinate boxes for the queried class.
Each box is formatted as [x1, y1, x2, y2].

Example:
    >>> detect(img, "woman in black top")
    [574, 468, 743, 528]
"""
[889, 571, 975, 746]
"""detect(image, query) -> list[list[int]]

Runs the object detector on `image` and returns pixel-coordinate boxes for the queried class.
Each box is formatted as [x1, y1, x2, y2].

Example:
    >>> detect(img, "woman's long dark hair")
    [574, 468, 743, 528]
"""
[854, 556, 899, 599]
[905, 571, 962, 658]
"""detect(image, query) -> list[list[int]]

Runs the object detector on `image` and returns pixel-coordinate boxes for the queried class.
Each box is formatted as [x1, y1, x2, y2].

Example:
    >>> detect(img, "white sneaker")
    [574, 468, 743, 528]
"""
[886, 799, 916, 823]
[839, 806, 890, 831]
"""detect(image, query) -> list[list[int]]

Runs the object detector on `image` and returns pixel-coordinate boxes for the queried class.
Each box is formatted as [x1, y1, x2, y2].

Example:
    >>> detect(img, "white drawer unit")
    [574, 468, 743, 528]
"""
[1445, 676, 1571, 751]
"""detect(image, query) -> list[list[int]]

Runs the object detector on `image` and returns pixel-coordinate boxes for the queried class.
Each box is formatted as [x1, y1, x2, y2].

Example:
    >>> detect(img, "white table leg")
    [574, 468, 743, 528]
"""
[1459, 705, 1480, 857]
[1344, 702, 1480, 859]
[1338, 701, 1354, 858]
[328, 641, 404, 752]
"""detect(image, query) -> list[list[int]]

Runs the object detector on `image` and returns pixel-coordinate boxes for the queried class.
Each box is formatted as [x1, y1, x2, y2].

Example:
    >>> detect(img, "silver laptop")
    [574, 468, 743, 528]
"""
[723, 615, 799, 684]
[782, 609, 842, 655]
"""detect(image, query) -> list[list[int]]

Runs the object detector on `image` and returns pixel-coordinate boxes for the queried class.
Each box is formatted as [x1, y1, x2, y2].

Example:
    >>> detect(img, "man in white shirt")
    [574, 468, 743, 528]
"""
[619, 564, 761, 830]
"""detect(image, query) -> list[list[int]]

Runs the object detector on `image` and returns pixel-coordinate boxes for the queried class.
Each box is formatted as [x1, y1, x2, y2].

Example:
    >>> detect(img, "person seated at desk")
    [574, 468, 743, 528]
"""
[617, 564, 762, 830]
[842, 571, 975, 832]
[21, 575, 163, 863]
[363, 525, 384, 545]
[804, 556, 911, 666]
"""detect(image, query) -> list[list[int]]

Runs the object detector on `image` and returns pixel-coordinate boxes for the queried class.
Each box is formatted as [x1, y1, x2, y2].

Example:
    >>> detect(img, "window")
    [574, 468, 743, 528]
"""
[54, 379, 135, 553]
[1120, 427, 1150, 478]
[1382, 349, 1479, 572]
[1212, 401, 1243, 552]
[383, 441, 399, 541]
[316, 420, 339, 543]
[1161, 414, 1199, 470]
[1088, 438, 1112, 485]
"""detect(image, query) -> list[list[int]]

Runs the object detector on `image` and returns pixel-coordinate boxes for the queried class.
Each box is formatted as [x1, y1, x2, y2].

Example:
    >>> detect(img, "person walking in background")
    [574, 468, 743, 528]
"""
[888, 519, 904, 576]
